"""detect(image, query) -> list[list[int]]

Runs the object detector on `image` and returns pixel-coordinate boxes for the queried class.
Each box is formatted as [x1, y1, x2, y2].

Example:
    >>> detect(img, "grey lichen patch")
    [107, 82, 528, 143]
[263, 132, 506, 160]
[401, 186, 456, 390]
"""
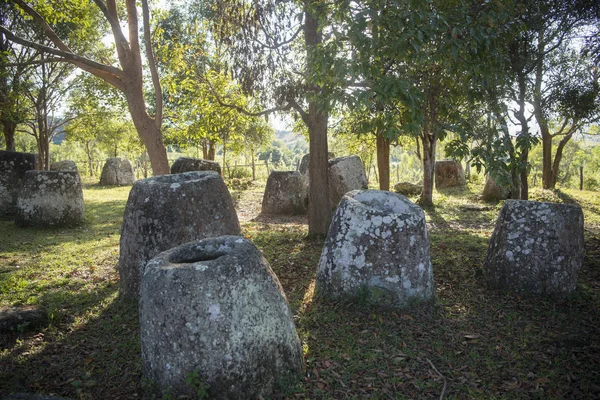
[118, 171, 241, 300]
[15, 171, 84, 228]
[316, 190, 435, 308]
[261, 171, 308, 215]
[484, 200, 584, 297]
[140, 236, 304, 400]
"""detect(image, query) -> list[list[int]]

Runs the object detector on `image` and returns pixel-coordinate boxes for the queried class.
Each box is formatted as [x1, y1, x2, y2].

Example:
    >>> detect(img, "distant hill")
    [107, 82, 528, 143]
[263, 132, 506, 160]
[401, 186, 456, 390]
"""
[275, 130, 307, 149]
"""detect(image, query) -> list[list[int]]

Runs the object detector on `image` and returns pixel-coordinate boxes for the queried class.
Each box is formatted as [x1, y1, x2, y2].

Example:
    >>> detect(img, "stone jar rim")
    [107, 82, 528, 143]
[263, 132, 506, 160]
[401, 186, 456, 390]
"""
[343, 189, 422, 217]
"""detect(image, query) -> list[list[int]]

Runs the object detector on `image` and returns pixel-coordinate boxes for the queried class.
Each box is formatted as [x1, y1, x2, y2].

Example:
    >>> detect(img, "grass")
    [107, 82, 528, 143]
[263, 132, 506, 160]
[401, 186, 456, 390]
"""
[1, 179, 599, 399]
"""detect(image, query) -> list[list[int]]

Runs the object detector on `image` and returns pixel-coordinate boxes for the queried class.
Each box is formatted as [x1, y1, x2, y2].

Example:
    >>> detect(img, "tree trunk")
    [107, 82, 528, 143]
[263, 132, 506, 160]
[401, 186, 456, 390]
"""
[520, 147, 529, 200]
[580, 165, 584, 190]
[376, 132, 390, 190]
[420, 133, 436, 207]
[540, 127, 553, 189]
[124, 87, 169, 176]
[306, 110, 330, 236]
[222, 140, 227, 178]
[251, 146, 256, 181]
[85, 140, 94, 176]
[208, 141, 216, 160]
[3, 121, 16, 151]
[202, 139, 208, 159]
[303, 0, 331, 236]
[551, 131, 576, 189]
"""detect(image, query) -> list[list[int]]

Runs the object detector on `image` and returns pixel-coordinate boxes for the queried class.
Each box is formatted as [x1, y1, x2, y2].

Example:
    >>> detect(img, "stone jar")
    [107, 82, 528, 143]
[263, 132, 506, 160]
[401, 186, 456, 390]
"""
[484, 200, 584, 297]
[298, 152, 335, 175]
[170, 157, 222, 175]
[328, 156, 368, 207]
[434, 160, 466, 189]
[15, 171, 85, 227]
[118, 171, 241, 299]
[99, 157, 135, 186]
[261, 171, 308, 215]
[50, 160, 79, 173]
[140, 236, 304, 399]
[0, 150, 36, 217]
[316, 190, 435, 307]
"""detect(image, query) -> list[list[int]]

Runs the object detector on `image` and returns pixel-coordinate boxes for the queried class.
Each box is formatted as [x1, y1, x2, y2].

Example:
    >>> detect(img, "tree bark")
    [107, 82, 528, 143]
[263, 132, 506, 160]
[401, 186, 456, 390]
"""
[420, 133, 436, 207]
[303, 0, 331, 236]
[3, 121, 16, 151]
[251, 145, 256, 181]
[376, 131, 390, 190]
[580, 165, 584, 190]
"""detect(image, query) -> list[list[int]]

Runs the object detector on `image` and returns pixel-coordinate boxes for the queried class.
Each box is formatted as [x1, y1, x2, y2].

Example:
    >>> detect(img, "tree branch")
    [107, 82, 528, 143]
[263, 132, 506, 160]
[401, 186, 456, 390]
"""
[0, 24, 125, 91]
[94, 0, 131, 58]
[142, 0, 162, 129]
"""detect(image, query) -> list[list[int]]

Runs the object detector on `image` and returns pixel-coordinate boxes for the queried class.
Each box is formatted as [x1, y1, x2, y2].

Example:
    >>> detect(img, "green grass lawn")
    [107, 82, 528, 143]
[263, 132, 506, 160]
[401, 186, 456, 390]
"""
[1, 180, 599, 399]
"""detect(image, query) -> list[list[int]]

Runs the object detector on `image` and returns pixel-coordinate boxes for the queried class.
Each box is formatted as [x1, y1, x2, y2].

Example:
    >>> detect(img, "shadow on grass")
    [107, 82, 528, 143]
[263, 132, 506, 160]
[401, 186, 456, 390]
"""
[295, 224, 600, 399]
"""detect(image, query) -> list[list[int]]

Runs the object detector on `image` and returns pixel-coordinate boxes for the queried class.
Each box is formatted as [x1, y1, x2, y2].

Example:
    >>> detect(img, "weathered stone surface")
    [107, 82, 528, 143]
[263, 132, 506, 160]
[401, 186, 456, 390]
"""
[484, 200, 584, 297]
[482, 174, 510, 202]
[99, 157, 135, 186]
[328, 156, 369, 207]
[119, 171, 241, 299]
[434, 160, 466, 189]
[49, 160, 78, 173]
[261, 171, 308, 215]
[170, 157, 222, 175]
[316, 190, 435, 307]
[0, 150, 36, 218]
[15, 171, 85, 228]
[393, 182, 423, 197]
[2, 394, 73, 400]
[0, 306, 48, 332]
[140, 236, 303, 399]
[298, 152, 335, 175]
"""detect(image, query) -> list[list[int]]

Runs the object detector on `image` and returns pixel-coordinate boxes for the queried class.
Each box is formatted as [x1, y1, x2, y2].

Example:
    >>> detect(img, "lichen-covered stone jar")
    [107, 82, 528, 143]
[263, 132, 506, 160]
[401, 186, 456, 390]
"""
[140, 236, 304, 399]
[15, 170, 84, 227]
[316, 190, 435, 307]
[119, 171, 241, 300]
[0, 150, 36, 218]
[484, 200, 584, 297]
[261, 171, 308, 215]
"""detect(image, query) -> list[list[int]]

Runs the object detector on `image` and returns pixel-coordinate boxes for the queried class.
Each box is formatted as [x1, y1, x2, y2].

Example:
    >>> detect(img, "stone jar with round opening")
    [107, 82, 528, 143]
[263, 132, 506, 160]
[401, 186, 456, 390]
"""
[140, 236, 304, 399]
[316, 190, 435, 307]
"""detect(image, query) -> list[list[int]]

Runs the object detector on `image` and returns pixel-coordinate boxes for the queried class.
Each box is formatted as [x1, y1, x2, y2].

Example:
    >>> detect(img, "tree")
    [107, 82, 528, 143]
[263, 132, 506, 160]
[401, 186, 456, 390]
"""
[208, 0, 334, 235]
[1, 0, 170, 175]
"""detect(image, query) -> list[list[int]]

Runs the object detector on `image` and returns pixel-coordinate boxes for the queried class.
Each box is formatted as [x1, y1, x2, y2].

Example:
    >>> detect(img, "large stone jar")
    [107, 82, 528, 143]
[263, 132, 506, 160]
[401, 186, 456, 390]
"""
[15, 171, 85, 227]
[328, 156, 368, 207]
[170, 157, 222, 175]
[261, 171, 308, 215]
[140, 236, 304, 399]
[118, 171, 241, 299]
[50, 160, 79, 173]
[484, 200, 584, 297]
[99, 157, 135, 186]
[0, 150, 36, 217]
[316, 190, 435, 307]
[298, 152, 335, 175]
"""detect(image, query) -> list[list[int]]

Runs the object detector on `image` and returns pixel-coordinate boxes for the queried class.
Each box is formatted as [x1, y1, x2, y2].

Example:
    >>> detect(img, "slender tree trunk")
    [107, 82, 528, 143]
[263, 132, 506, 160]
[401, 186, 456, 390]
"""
[376, 131, 390, 190]
[580, 166, 584, 190]
[202, 139, 208, 159]
[251, 146, 256, 181]
[420, 133, 436, 207]
[85, 140, 94, 176]
[515, 73, 530, 200]
[551, 131, 576, 189]
[222, 140, 227, 178]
